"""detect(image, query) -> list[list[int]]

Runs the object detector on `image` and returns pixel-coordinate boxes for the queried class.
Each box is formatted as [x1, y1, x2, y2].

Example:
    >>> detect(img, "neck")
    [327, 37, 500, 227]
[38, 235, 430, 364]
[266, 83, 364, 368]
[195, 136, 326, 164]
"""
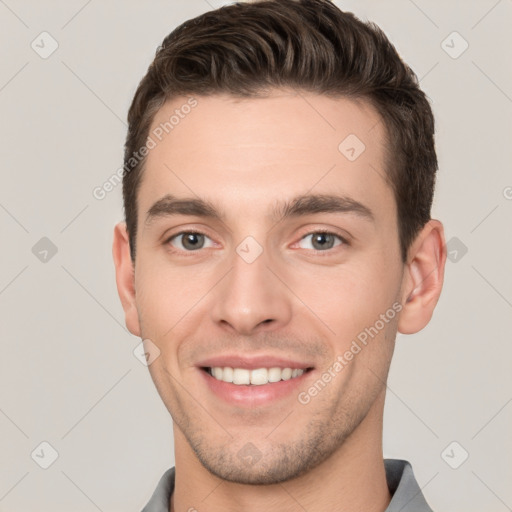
[171, 389, 391, 512]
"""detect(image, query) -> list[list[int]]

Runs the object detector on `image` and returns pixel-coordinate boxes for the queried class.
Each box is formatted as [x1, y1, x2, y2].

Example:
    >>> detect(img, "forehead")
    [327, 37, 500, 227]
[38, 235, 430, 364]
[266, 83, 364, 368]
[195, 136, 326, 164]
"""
[138, 90, 393, 224]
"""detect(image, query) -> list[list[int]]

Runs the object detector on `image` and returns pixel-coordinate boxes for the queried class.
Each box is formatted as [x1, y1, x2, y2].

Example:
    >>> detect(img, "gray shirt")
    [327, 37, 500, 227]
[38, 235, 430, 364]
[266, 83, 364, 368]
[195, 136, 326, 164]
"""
[141, 458, 433, 512]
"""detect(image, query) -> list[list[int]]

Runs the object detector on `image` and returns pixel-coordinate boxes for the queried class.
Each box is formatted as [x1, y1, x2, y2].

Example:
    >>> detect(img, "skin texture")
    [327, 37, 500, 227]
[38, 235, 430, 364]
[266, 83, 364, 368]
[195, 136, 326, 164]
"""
[113, 89, 446, 512]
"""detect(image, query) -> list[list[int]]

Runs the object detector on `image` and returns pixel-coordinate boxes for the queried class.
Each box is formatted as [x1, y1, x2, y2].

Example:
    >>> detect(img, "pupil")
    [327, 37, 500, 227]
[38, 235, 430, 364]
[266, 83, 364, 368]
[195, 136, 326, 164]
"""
[184, 233, 203, 250]
[313, 233, 333, 250]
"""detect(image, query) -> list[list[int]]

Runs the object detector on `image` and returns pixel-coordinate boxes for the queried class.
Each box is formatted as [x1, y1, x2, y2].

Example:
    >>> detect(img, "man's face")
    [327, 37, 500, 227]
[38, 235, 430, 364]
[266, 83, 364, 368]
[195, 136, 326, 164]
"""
[129, 90, 406, 484]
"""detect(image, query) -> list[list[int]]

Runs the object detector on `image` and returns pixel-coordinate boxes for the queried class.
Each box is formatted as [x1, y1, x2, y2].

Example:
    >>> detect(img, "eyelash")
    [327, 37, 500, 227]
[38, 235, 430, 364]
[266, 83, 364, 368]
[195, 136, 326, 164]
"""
[163, 229, 350, 255]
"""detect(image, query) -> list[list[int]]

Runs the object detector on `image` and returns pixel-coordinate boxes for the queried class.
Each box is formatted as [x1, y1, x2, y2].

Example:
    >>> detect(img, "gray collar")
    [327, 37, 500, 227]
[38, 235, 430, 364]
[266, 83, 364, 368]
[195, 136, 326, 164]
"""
[141, 458, 433, 512]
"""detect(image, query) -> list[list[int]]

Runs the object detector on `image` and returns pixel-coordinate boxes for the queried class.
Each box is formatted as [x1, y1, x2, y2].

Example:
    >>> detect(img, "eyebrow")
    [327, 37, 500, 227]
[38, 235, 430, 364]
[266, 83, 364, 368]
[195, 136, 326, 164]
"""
[144, 193, 375, 226]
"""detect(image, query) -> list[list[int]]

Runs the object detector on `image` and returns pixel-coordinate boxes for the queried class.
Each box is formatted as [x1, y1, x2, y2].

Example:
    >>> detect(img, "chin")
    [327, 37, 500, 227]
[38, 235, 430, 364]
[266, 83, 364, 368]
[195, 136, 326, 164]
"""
[193, 439, 331, 486]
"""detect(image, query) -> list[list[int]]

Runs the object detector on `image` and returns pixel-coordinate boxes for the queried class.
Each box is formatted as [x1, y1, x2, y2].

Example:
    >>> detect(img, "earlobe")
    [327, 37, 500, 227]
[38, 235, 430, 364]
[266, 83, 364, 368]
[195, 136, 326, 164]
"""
[112, 222, 141, 337]
[397, 219, 447, 335]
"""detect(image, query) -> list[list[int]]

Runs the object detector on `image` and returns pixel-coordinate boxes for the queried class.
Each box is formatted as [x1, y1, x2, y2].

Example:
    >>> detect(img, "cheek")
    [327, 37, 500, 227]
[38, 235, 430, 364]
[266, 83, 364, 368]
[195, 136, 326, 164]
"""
[134, 260, 210, 337]
[288, 257, 400, 344]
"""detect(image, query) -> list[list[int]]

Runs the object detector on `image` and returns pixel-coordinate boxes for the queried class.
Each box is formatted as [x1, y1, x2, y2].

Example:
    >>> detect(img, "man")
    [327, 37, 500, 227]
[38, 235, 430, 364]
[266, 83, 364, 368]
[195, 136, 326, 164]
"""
[112, 0, 446, 510]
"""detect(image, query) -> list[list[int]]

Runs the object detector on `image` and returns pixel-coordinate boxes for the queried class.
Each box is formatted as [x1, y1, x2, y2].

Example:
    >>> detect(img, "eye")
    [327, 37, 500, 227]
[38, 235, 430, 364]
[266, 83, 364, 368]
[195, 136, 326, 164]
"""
[297, 231, 347, 251]
[166, 231, 215, 252]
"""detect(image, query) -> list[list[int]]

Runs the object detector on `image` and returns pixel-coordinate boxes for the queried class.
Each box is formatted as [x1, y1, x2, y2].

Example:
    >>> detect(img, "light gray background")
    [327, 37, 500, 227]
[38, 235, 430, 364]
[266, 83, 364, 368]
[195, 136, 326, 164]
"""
[1, 1, 511, 510]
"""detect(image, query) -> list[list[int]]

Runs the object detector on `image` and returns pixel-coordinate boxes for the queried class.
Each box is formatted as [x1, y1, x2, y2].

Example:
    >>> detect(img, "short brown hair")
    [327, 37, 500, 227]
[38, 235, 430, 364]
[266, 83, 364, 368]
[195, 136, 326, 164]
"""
[123, 0, 437, 263]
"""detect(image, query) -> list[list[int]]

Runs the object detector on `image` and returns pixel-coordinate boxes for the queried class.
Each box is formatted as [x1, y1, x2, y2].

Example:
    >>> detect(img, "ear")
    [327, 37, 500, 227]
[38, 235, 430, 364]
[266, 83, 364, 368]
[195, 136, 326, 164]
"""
[397, 219, 447, 335]
[112, 222, 141, 337]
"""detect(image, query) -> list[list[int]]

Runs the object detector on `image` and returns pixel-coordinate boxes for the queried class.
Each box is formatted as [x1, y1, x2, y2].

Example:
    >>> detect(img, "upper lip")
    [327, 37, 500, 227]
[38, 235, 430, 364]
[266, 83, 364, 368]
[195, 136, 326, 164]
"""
[197, 354, 314, 370]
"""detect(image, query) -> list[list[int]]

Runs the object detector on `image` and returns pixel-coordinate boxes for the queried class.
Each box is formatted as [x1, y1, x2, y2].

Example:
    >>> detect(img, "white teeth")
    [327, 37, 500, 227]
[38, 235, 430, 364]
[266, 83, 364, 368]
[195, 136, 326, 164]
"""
[222, 366, 233, 383]
[208, 366, 306, 385]
[250, 368, 268, 385]
[233, 368, 250, 385]
[281, 368, 292, 380]
[268, 367, 282, 382]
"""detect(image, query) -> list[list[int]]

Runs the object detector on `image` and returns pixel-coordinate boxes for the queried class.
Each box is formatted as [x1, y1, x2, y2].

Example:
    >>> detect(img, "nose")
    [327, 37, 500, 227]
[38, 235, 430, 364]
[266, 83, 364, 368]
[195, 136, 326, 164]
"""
[210, 246, 293, 336]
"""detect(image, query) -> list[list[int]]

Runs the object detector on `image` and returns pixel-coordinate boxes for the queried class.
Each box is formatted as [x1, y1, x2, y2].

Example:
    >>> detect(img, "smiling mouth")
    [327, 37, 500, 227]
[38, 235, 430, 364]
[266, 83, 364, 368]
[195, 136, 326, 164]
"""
[202, 366, 313, 386]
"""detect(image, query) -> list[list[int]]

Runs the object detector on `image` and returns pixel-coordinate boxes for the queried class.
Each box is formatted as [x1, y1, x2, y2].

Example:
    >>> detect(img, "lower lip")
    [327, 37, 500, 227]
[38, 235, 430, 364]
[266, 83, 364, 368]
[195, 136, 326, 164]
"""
[199, 368, 312, 407]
